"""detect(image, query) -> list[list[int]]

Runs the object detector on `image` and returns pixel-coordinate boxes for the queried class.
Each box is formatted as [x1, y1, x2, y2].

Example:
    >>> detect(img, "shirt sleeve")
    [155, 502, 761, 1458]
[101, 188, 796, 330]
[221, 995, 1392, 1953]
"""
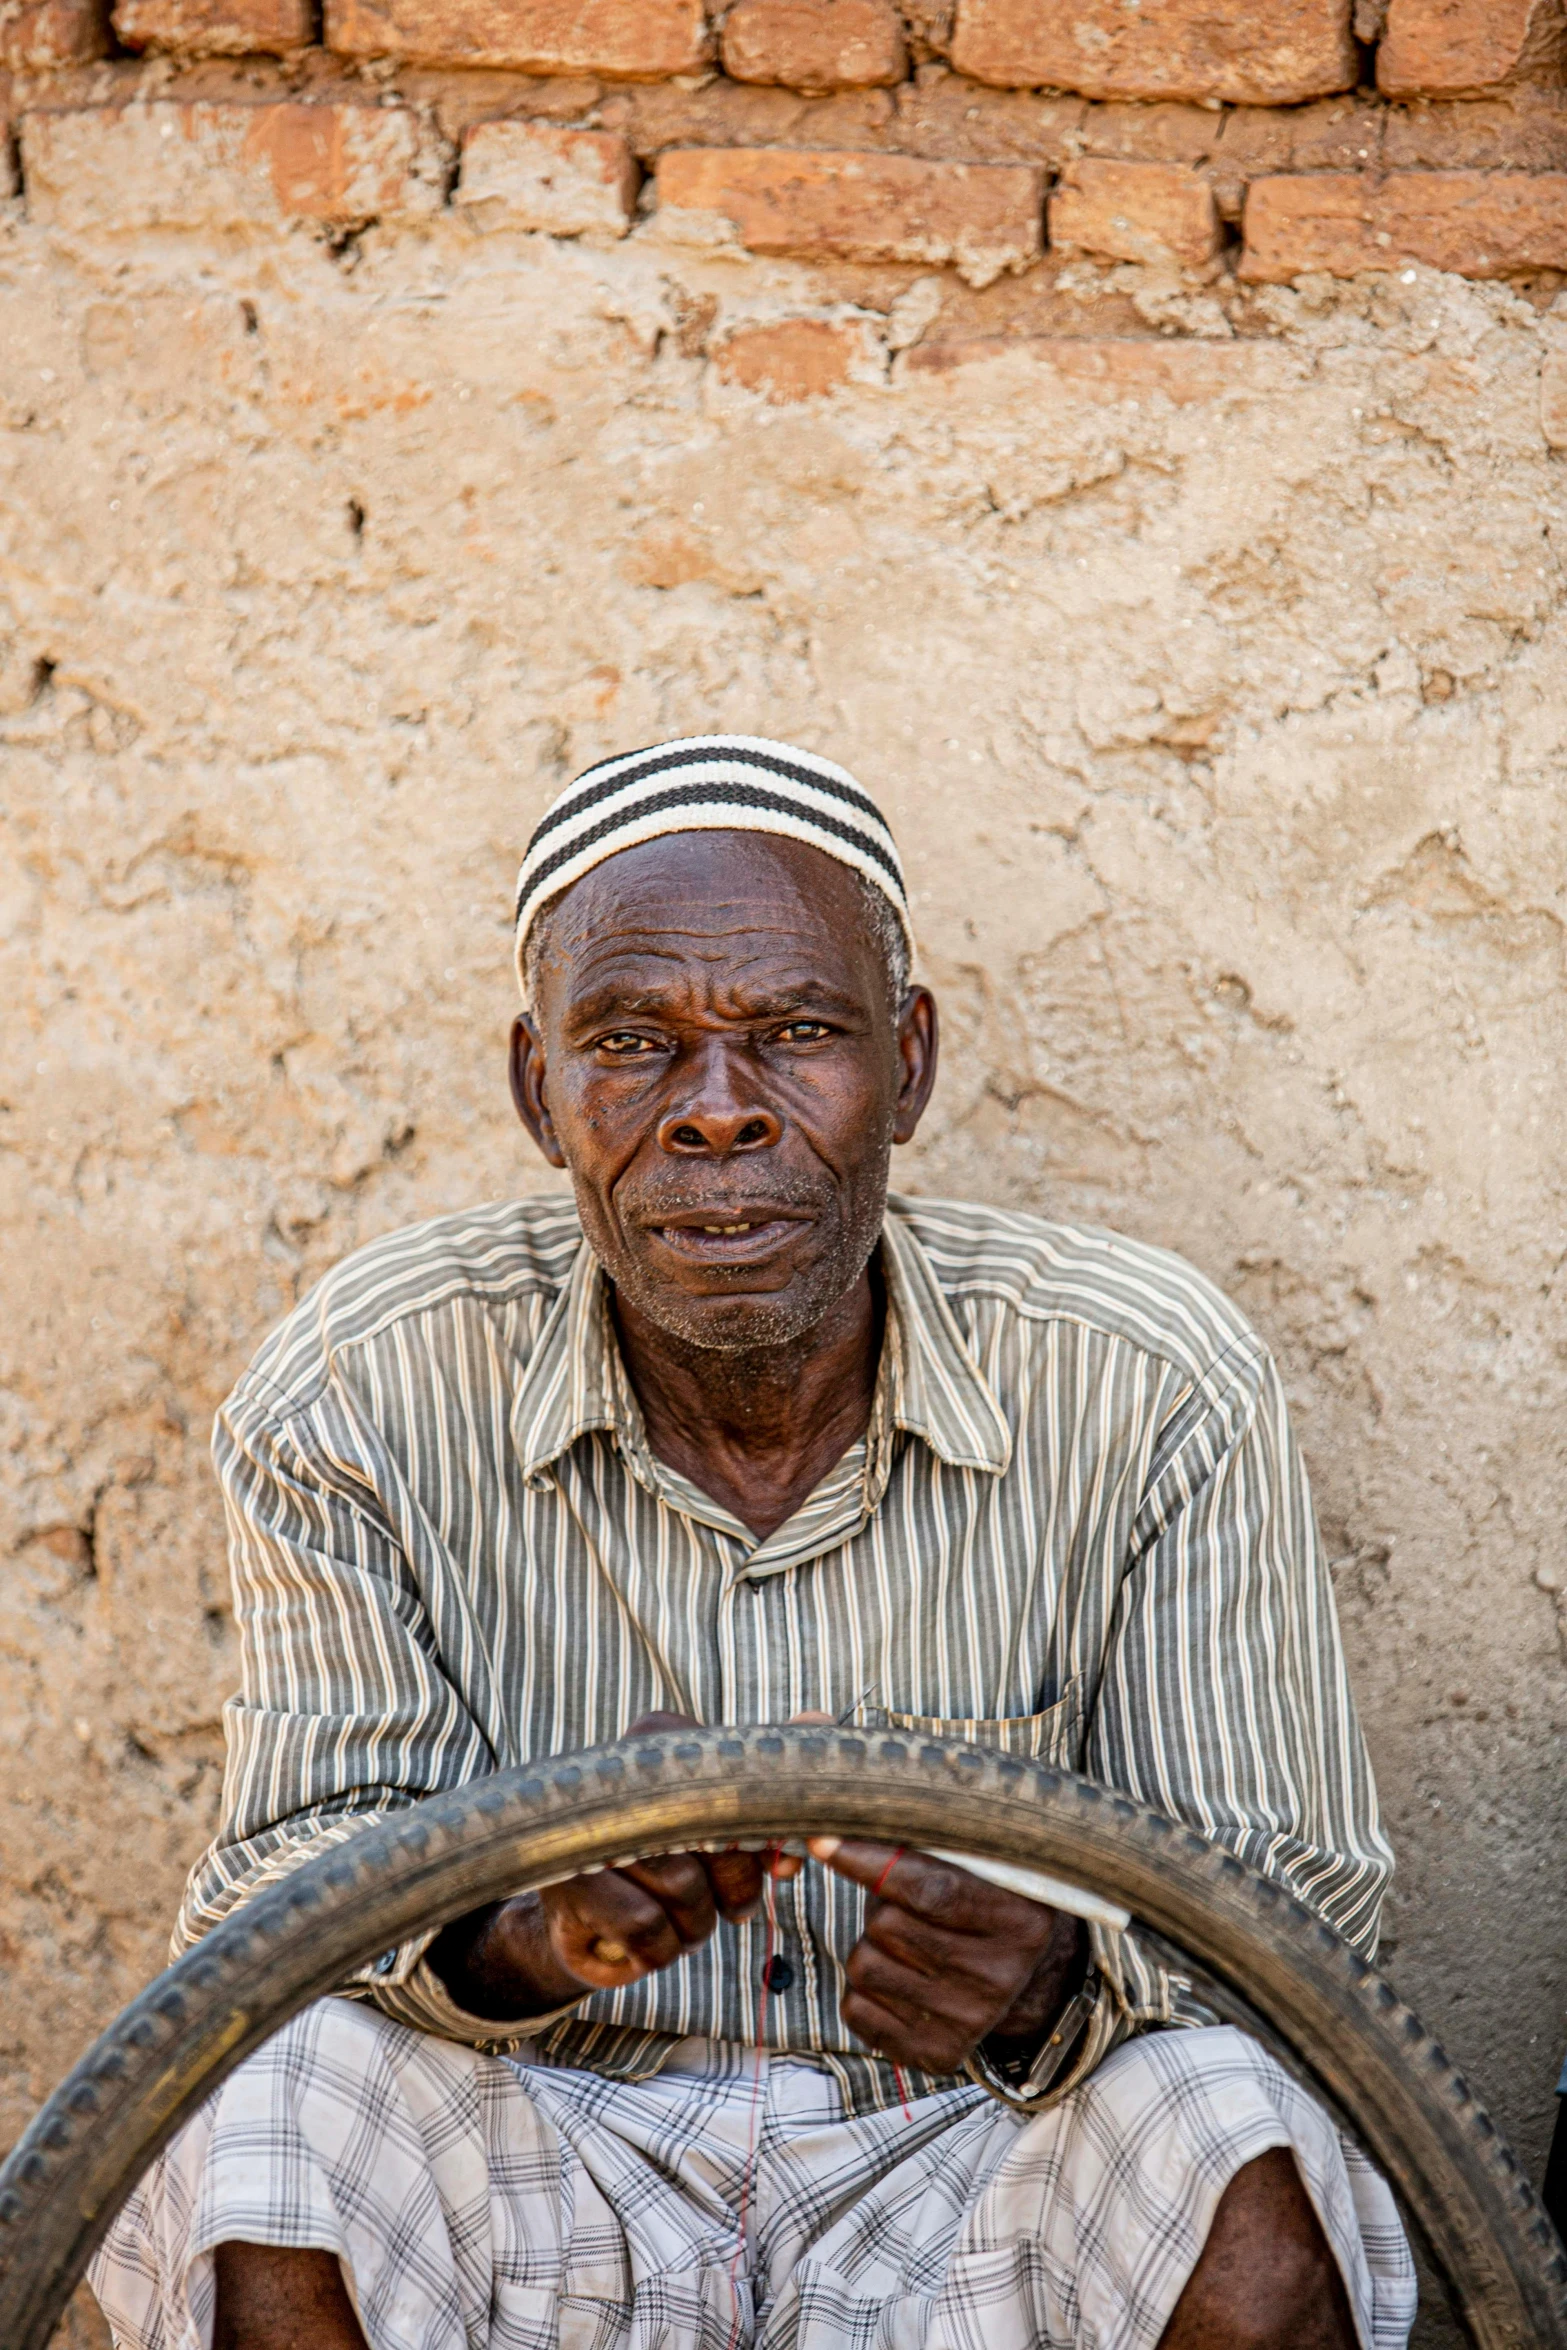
[172, 1373, 585, 2051]
[1083, 1335, 1395, 2031]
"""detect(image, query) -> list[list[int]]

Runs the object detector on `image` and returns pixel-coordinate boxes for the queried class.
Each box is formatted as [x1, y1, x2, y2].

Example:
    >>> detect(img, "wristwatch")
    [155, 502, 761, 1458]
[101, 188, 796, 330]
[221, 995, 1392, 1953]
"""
[964, 1962, 1103, 2111]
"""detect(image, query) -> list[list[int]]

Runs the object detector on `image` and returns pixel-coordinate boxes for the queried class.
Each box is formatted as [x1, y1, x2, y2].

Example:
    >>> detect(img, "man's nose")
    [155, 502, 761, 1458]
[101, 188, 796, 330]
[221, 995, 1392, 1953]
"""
[656, 1048, 783, 1156]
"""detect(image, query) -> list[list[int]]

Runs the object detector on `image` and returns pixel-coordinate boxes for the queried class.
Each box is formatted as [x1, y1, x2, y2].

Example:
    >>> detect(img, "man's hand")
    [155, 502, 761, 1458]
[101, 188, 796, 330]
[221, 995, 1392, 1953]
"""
[807, 1836, 1087, 2078]
[428, 1714, 800, 2022]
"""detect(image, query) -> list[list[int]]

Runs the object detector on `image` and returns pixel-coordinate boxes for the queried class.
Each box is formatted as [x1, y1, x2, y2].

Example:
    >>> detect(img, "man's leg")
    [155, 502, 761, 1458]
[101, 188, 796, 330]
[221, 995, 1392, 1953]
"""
[213, 2246, 368, 2350]
[97, 2013, 815, 2350]
[775, 2024, 1414, 2350]
[1159, 2147, 1357, 2349]
[206, 2147, 1354, 2350]
[89, 1999, 571, 2350]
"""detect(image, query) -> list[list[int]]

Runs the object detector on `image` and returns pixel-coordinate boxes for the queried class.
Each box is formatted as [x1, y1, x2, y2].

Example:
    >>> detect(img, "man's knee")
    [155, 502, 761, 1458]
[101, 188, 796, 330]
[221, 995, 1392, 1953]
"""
[1160, 2147, 1357, 2350]
[213, 2242, 368, 2350]
[1023, 2032, 1367, 2349]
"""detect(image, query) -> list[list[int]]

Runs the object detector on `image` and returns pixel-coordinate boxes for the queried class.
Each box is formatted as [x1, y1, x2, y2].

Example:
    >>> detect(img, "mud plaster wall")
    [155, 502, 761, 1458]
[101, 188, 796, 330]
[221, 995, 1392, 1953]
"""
[2, 200, 1565, 2335]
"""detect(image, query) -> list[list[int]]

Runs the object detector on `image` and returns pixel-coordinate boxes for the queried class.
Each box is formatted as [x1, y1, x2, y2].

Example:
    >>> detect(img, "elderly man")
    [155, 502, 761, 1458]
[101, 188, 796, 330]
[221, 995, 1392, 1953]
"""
[92, 737, 1414, 2350]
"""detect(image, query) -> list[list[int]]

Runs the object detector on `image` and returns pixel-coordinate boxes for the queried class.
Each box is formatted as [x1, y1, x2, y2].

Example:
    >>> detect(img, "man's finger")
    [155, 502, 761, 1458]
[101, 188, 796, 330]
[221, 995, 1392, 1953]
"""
[702, 1848, 767, 1921]
[807, 1837, 1029, 1932]
[550, 1870, 687, 1985]
[838, 1986, 973, 2076]
[863, 1894, 1049, 1992]
[619, 1854, 718, 1947]
[558, 1870, 683, 1956]
[846, 1938, 977, 2025]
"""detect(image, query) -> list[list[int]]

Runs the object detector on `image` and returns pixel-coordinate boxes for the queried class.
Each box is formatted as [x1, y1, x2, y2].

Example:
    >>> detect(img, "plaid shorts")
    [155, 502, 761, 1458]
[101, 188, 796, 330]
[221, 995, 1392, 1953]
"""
[90, 2003, 1416, 2350]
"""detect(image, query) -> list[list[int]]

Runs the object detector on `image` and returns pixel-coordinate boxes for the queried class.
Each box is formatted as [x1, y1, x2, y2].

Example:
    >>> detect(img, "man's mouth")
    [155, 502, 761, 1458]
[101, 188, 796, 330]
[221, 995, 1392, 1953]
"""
[643, 1208, 811, 1266]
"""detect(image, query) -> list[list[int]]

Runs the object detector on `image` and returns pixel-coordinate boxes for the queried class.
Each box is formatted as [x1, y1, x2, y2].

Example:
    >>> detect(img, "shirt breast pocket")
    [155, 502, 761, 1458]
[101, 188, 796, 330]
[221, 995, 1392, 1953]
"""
[878, 1678, 1084, 1769]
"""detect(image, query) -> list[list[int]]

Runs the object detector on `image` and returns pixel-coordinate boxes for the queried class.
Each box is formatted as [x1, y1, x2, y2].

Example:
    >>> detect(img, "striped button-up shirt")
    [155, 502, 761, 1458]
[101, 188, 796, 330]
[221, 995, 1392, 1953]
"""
[179, 1193, 1393, 2112]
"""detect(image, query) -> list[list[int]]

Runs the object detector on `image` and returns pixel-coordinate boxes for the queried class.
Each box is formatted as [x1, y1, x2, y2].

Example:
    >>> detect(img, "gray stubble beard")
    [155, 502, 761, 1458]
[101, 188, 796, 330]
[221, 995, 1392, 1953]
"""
[575, 1154, 893, 1361]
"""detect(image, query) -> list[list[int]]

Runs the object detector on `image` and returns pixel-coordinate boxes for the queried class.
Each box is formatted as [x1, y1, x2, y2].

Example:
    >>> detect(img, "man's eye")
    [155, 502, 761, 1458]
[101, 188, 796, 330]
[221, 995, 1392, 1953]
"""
[597, 1033, 661, 1057]
[777, 1021, 832, 1042]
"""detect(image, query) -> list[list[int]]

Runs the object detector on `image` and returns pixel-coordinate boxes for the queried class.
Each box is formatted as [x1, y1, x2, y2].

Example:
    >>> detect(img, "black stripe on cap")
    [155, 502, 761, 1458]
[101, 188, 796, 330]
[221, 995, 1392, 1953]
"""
[515, 778, 905, 922]
[523, 741, 895, 864]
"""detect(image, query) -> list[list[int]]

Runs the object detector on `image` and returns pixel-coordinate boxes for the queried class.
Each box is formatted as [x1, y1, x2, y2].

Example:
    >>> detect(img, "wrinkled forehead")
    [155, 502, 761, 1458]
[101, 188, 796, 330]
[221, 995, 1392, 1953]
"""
[535, 830, 883, 1007]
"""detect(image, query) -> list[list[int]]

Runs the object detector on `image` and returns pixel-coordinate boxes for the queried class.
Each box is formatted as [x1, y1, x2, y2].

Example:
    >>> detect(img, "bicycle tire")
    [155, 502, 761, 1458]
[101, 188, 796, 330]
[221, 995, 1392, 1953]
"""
[0, 1726, 1562, 2348]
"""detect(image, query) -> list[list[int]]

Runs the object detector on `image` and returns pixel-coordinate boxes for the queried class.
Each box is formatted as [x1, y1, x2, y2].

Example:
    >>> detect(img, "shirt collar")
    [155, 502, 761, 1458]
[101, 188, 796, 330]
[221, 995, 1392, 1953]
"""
[509, 1238, 620, 1489]
[511, 1198, 1012, 1494]
[878, 1196, 1013, 1476]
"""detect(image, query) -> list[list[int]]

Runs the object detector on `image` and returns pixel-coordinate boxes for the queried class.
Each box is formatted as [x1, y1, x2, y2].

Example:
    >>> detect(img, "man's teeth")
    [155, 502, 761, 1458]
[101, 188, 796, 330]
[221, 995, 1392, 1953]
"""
[658, 1220, 764, 1238]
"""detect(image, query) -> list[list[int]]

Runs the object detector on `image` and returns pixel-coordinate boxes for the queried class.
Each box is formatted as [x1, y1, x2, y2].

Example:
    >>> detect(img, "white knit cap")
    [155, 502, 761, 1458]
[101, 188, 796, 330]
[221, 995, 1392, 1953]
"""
[513, 734, 914, 1005]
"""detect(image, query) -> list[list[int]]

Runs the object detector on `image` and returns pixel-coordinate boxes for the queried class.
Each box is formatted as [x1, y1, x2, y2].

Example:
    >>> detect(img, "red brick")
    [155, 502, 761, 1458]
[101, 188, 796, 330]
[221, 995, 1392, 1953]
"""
[903, 335, 1300, 400]
[1076, 100, 1224, 169]
[395, 71, 607, 139]
[0, 0, 107, 64]
[714, 317, 865, 396]
[722, 0, 905, 92]
[1377, 0, 1564, 97]
[1240, 170, 1567, 280]
[456, 119, 637, 234]
[600, 78, 897, 159]
[20, 98, 443, 229]
[1049, 158, 1219, 268]
[656, 144, 1043, 285]
[949, 0, 1357, 105]
[1383, 91, 1567, 171]
[1542, 351, 1567, 447]
[113, 0, 310, 52]
[325, 0, 708, 74]
[1216, 97, 1385, 176]
[1069, 95, 1381, 224]
[893, 77, 1084, 166]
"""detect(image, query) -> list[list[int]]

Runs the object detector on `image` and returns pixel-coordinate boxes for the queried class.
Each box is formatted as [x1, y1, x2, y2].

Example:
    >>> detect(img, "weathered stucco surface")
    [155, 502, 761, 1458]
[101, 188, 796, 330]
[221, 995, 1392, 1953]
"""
[2, 196, 1564, 2336]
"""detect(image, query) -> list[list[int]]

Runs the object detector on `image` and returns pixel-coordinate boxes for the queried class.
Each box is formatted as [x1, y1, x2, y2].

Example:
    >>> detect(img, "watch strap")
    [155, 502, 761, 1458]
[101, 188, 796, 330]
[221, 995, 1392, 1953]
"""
[964, 1963, 1111, 2113]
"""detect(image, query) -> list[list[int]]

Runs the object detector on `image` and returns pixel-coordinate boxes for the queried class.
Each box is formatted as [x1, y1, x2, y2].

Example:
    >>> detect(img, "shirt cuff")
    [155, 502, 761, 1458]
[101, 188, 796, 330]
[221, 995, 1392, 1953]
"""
[348, 1935, 588, 2053]
[1095, 1918, 1186, 2026]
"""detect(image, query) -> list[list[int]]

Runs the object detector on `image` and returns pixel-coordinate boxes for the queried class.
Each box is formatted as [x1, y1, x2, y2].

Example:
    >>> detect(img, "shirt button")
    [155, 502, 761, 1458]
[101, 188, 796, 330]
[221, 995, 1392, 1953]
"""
[762, 1955, 794, 1994]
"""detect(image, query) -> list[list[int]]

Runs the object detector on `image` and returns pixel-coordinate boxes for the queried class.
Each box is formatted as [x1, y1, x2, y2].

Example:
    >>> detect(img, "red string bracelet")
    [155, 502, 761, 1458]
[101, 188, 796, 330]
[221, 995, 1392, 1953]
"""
[871, 1847, 905, 1899]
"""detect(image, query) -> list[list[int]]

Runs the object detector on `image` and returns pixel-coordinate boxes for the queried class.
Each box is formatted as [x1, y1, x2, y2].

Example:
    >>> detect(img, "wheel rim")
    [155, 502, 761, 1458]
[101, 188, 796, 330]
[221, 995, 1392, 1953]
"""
[1, 1727, 1562, 2349]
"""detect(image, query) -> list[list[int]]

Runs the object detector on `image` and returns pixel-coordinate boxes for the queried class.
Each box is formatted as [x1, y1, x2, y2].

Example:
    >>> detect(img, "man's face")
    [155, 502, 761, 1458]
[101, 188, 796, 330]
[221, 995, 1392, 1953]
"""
[510, 831, 938, 1352]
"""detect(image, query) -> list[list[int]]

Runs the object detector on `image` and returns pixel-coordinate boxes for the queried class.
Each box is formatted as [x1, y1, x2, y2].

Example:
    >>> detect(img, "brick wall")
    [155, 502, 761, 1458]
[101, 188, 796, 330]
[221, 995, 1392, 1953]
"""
[4, 0, 1567, 288]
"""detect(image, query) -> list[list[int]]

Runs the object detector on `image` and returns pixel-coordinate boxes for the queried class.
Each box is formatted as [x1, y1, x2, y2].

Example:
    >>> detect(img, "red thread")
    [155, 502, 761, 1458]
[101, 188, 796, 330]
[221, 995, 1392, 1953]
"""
[871, 1846, 905, 1900]
[725, 1843, 779, 2350]
[868, 1853, 913, 2118]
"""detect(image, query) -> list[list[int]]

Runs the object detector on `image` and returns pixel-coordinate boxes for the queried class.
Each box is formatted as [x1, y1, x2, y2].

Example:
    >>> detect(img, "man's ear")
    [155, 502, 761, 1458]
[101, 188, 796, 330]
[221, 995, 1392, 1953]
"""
[892, 985, 939, 1146]
[509, 1013, 567, 1169]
